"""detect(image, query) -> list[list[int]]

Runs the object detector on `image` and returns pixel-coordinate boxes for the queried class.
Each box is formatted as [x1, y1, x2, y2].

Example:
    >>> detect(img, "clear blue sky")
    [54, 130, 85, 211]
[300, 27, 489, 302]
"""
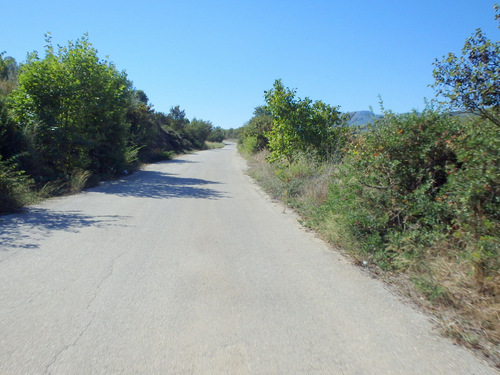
[2, 0, 499, 129]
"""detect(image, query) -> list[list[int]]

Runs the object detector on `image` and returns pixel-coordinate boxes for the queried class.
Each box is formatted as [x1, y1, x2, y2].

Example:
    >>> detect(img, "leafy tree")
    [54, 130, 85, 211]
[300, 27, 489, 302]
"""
[135, 89, 149, 105]
[8, 34, 132, 179]
[207, 126, 225, 143]
[264, 79, 346, 162]
[432, 5, 500, 127]
[238, 106, 272, 153]
[0, 53, 19, 97]
[126, 89, 158, 161]
[225, 128, 239, 139]
[253, 105, 271, 117]
[166, 105, 189, 131]
[184, 118, 213, 148]
[126, 91, 193, 160]
[0, 98, 25, 160]
[263, 80, 297, 162]
[0, 35, 220, 212]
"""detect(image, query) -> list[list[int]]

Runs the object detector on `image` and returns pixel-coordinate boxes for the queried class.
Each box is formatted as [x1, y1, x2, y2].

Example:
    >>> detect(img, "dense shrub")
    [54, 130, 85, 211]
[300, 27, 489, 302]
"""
[238, 107, 272, 154]
[207, 126, 225, 143]
[0, 98, 24, 160]
[240, 136, 260, 155]
[325, 109, 459, 264]
[440, 116, 499, 283]
[184, 119, 213, 149]
[326, 108, 498, 276]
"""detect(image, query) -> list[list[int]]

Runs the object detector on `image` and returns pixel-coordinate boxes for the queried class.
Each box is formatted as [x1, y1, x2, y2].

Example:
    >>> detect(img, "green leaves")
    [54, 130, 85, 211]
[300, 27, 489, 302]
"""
[184, 119, 213, 149]
[264, 79, 347, 163]
[239, 106, 272, 153]
[8, 34, 132, 178]
[327, 108, 465, 262]
[432, 6, 500, 127]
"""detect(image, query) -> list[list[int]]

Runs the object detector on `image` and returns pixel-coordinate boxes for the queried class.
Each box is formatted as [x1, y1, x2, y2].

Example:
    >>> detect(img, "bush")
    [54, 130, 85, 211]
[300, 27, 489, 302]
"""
[241, 136, 260, 155]
[207, 126, 225, 143]
[0, 98, 25, 160]
[441, 116, 499, 283]
[238, 107, 272, 153]
[184, 119, 213, 149]
[326, 108, 462, 266]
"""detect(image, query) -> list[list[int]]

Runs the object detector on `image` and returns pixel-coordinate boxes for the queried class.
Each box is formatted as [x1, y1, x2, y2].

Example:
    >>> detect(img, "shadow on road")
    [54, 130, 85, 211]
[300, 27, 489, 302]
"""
[0, 172, 228, 254]
[0, 208, 125, 251]
[93, 171, 229, 200]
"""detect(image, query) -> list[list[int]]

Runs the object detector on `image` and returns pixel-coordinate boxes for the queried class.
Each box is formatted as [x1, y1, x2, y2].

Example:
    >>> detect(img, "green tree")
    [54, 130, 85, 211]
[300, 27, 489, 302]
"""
[0, 98, 25, 160]
[184, 118, 213, 148]
[432, 5, 500, 127]
[135, 89, 149, 105]
[207, 126, 225, 143]
[239, 106, 272, 153]
[264, 79, 346, 162]
[263, 80, 297, 162]
[166, 105, 189, 131]
[152, 111, 188, 152]
[126, 89, 158, 162]
[0, 53, 19, 97]
[9, 34, 132, 179]
[225, 128, 239, 139]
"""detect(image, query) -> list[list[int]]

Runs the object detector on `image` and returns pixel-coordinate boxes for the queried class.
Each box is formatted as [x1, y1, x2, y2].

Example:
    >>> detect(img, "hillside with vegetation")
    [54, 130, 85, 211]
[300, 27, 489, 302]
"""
[238, 10, 499, 367]
[0, 34, 235, 213]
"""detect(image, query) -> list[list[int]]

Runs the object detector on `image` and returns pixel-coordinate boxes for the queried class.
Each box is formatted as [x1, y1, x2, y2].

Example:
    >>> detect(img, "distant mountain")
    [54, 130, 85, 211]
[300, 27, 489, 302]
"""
[450, 110, 477, 119]
[345, 111, 382, 127]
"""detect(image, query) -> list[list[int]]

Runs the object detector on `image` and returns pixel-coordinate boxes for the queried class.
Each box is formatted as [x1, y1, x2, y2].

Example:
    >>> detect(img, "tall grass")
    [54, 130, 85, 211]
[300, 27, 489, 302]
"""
[0, 157, 38, 212]
[69, 169, 92, 194]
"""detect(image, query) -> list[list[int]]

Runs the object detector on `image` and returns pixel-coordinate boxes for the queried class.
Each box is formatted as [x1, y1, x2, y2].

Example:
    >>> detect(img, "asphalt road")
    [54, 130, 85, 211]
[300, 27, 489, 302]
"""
[0, 143, 496, 374]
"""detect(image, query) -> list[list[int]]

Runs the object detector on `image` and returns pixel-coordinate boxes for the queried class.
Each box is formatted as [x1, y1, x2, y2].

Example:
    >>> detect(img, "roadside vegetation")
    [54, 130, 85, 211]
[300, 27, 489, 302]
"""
[238, 8, 499, 367]
[0, 34, 235, 213]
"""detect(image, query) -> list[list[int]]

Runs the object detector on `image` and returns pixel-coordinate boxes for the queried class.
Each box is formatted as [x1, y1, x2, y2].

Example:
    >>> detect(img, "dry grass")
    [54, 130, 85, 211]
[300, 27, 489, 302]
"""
[301, 163, 335, 204]
[390, 247, 500, 367]
[205, 141, 226, 149]
[69, 169, 92, 194]
[425, 250, 500, 363]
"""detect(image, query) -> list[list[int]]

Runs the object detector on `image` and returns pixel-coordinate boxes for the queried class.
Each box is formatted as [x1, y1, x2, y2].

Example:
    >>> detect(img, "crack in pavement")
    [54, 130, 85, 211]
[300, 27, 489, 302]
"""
[44, 249, 130, 374]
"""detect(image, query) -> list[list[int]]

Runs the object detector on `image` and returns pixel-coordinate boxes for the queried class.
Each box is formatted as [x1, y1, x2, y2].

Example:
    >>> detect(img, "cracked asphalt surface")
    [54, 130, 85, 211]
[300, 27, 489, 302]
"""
[0, 143, 497, 374]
